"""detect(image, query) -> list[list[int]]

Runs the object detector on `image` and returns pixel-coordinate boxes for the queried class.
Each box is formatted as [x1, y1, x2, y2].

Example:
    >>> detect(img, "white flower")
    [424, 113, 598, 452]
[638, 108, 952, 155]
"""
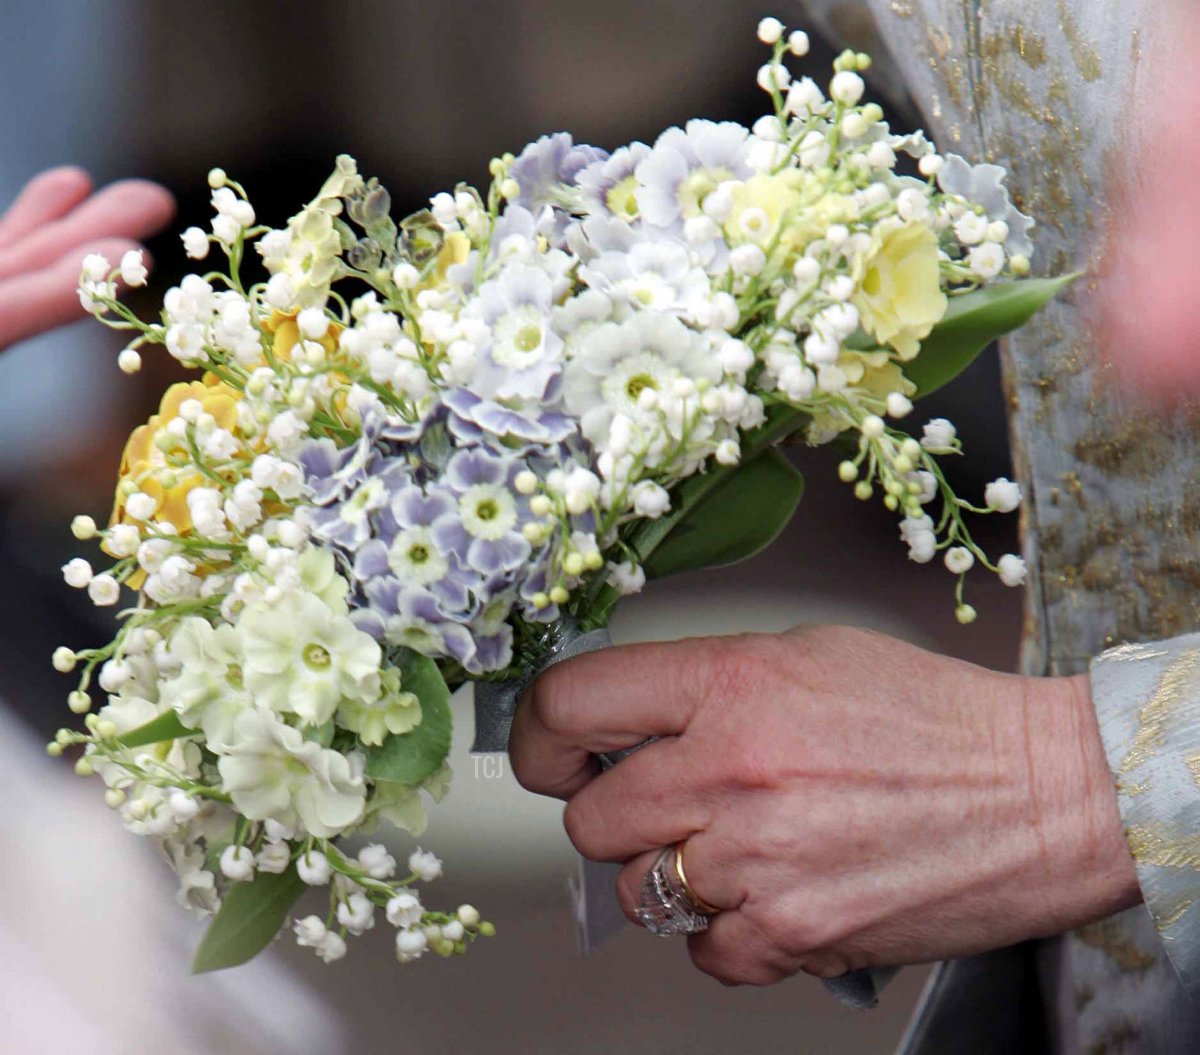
[896, 188, 931, 223]
[756, 16, 784, 43]
[408, 848, 443, 882]
[181, 226, 210, 260]
[729, 243, 766, 276]
[631, 481, 670, 518]
[954, 212, 989, 246]
[159, 619, 250, 746]
[908, 470, 938, 505]
[921, 418, 957, 450]
[899, 514, 937, 564]
[294, 915, 328, 948]
[119, 250, 148, 288]
[392, 262, 419, 290]
[219, 845, 256, 882]
[944, 546, 975, 574]
[386, 891, 424, 928]
[117, 348, 142, 374]
[968, 243, 1005, 280]
[105, 524, 141, 558]
[788, 30, 810, 56]
[52, 646, 77, 673]
[62, 557, 93, 589]
[88, 574, 121, 607]
[606, 560, 646, 596]
[396, 927, 428, 962]
[756, 63, 790, 93]
[984, 477, 1022, 513]
[81, 253, 111, 282]
[239, 594, 382, 726]
[167, 789, 200, 822]
[358, 843, 397, 879]
[125, 492, 158, 521]
[887, 392, 914, 418]
[830, 71, 865, 106]
[714, 438, 740, 466]
[457, 904, 480, 927]
[318, 931, 348, 963]
[297, 307, 330, 340]
[217, 709, 366, 838]
[296, 848, 333, 885]
[336, 892, 376, 935]
[997, 553, 1028, 587]
[294, 915, 347, 962]
[256, 840, 292, 874]
[785, 78, 825, 118]
[164, 836, 220, 916]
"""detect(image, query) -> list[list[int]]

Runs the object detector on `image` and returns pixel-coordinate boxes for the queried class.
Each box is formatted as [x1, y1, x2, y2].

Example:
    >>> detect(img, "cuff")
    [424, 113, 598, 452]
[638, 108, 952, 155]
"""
[1090, 634, 1200, 998]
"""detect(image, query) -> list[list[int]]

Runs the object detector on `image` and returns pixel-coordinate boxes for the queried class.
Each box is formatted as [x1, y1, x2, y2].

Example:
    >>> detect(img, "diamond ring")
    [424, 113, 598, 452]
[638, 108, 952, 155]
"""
[635, 842, 719, 937]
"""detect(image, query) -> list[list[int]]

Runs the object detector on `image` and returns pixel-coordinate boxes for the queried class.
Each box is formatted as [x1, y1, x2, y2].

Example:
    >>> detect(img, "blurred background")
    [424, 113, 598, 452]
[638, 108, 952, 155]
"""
[0, 1, 1021, 1052]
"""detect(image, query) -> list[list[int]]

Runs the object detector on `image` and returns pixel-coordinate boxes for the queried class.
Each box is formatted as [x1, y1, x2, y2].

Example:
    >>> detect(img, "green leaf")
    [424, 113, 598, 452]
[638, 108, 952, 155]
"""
[364, 652, 452, 784]
[191, 866, 306, 974]
[905, 273, 1080, 398]
[643, 449, 804, 580]
[302, 719, 335, 747]
[579, 406, 809, 629]
[116, 710, 195, 749]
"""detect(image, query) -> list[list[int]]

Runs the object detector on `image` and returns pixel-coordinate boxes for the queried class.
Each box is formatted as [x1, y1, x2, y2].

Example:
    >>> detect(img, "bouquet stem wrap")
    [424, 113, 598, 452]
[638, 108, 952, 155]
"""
[473, 619, 896, 1006]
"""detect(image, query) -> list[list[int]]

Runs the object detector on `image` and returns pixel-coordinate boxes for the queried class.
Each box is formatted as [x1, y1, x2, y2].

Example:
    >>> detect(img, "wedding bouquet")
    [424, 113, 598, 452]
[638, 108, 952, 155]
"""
[51, 19, 1068, 973]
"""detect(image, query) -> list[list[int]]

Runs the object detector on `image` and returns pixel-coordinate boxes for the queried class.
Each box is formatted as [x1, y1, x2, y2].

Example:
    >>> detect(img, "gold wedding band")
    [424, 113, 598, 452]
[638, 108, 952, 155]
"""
[673, 841, 720, 916]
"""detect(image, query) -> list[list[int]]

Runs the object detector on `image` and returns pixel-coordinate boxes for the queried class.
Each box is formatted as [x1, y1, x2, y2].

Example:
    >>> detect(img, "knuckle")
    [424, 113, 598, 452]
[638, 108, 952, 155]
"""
[561, 792, 605, 859]
[800, 951, 852, 980]
[688, 941, 777, 987]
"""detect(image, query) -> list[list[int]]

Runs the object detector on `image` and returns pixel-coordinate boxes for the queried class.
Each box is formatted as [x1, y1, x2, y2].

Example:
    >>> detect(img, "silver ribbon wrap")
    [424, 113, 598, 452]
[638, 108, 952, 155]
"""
[472, 619, 897, 1003]
[470, 620, 628, 951]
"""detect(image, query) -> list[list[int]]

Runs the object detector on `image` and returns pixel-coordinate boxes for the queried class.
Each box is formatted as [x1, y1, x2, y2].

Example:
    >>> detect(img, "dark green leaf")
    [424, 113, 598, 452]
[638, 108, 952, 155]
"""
[116, 710, 195, 749]
[364, 652, 452, 785]
[191, 866, 305, 974]
[643, 449, 804, 580]
[906, 273, 1079, 398]
[580, 407, 809, 628]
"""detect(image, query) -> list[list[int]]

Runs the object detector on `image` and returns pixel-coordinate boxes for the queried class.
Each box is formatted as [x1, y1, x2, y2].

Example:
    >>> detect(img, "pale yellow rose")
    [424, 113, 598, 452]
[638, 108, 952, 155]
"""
[110, 378, 242, 538]
[853, 221, 948, 360]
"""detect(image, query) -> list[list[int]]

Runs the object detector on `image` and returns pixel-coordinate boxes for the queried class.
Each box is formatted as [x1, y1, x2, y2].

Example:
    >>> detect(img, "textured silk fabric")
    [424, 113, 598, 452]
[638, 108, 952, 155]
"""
[1090, 637, 1200, 1000]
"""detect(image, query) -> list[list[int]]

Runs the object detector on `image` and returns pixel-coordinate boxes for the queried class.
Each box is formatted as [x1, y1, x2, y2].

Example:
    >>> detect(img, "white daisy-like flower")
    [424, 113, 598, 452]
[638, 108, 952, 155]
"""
[562, 311, 722, 450]
[238, 593, 383, 726]
[635, 120, 754, 228]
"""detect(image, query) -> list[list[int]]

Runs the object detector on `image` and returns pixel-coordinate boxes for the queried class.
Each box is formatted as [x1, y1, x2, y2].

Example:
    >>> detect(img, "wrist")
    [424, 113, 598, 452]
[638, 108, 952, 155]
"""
[1024, 672, 1141, 931]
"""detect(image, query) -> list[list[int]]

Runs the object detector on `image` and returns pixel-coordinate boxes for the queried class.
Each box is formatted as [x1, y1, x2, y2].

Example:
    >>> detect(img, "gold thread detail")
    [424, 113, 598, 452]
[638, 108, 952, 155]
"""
[1125, 824, 1200, 872]
[1119, 648, 1200, 776]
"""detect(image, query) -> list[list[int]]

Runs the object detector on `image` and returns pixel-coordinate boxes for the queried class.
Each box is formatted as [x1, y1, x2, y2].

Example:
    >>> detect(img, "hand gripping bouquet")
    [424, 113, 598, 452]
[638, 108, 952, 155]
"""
[53, 20, 1069, 972]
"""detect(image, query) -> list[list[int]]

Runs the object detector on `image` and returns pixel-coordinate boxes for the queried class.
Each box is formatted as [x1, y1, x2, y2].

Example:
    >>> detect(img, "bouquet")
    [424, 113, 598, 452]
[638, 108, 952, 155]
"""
[51, 18, 1069, 973]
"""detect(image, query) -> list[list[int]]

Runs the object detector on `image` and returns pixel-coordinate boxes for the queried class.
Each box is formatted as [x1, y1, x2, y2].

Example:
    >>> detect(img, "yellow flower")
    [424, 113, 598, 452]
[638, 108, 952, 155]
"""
[109, 378, 242, 538]
[807, 352, 917, 443]
[725, 172, 812, 251]
[853, 221, 948, 360]
[263, 310, 341, 365]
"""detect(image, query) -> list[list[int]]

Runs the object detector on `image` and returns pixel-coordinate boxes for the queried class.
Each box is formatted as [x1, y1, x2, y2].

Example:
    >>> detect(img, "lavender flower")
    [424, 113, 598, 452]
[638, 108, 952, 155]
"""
[509, 133, 608, 213]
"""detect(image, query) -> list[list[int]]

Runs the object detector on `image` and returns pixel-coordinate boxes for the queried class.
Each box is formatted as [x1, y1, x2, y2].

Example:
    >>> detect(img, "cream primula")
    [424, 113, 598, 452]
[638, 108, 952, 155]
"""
[217, 707, 367, 838]
[239, 593, 383, 726]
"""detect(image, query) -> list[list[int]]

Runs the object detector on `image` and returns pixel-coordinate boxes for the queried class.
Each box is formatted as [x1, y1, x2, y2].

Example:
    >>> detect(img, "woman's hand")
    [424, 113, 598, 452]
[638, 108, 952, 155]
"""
[0, 167, 175, 350]
[509, 626, 1140, 985]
